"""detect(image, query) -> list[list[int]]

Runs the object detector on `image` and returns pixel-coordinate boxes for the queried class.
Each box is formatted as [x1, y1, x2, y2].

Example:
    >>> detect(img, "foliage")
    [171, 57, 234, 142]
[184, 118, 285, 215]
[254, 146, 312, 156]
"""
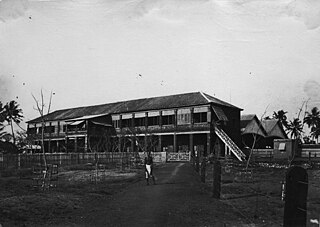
[0, 101, 6, 136]
[272, 110, 289, 129]
[286, 118, 303, 139]
[304, 107, 320, 142]
[3, 101, 23, 125]
[0, 100, 23, 145]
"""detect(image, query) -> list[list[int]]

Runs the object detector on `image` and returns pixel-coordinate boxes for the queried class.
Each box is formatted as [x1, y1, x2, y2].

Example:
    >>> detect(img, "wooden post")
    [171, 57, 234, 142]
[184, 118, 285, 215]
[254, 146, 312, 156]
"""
[118, 136, 122, 153]
[212, 159, 221, 199]
[131, 136, 135, 153]
[206, 133, 211, 157]
[75, 137, 78, 153]
[189, 134, 194, 156]
[173, 133, 177, 153]
[159, 135, 162, 152]
[283, 166, 308, 227]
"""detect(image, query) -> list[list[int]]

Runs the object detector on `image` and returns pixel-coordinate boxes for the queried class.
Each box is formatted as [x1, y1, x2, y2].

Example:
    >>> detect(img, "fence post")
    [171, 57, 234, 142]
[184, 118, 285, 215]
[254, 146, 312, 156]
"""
[283, 165, 308, 227]
[212, 159, 221, 199]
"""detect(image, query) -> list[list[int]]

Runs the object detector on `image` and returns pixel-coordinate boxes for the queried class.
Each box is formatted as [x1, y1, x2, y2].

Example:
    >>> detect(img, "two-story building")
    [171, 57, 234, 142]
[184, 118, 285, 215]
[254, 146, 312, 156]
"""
[27, 92, 246, 161]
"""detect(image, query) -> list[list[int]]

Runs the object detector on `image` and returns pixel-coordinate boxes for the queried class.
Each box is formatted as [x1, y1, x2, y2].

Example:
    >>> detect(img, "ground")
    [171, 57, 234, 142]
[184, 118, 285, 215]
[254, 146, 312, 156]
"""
[0, 162, 319, 226]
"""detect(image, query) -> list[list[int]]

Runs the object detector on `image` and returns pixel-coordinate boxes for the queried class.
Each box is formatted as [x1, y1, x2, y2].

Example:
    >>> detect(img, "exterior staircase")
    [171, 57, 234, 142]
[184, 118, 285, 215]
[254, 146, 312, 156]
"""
[215, 127, 246, 162]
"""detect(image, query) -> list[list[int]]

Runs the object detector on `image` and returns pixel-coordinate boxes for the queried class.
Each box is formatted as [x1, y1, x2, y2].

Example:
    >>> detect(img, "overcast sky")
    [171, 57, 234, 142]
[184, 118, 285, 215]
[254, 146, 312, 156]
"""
[1, 0, 320, 128]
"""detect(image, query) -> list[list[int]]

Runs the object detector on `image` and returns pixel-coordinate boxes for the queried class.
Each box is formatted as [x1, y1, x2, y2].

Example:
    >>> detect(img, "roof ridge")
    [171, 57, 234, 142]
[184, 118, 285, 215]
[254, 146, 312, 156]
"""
[200, 91, 211, 103]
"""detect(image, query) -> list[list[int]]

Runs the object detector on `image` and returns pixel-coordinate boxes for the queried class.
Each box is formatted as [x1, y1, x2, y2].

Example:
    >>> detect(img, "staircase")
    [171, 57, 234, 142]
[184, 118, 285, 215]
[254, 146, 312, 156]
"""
[215, 127, 246, 162]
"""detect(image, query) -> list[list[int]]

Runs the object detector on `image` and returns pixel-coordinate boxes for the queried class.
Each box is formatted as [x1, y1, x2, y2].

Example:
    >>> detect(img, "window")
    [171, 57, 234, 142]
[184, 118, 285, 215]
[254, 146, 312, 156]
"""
[62, 125, 67, 132]
[44, 126, 55, 133]
[27, 127, 37, 134]
[113, 120, 120, 128]
[279, 143, 286, 151]
[122, 118, 132, 128]
[193, 112, 207, 123]
[135, 117, 145, 127]
[177, 109, 191, 125]
[162, 115, 175, 125]
[112, 115, 120, 128]
[148, 116, 160, 126]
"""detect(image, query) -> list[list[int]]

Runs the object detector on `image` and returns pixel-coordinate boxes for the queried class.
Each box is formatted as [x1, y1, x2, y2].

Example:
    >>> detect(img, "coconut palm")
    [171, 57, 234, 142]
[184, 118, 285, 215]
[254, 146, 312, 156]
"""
[3, 101, 23, 145]
[310, 127, 320, 143]
[304, 107, 320, 142]
[0, 101, 5, 125]
[287, 118, 303, 139]
[0, 101, 7, 140]
[273, 110, 289, 129]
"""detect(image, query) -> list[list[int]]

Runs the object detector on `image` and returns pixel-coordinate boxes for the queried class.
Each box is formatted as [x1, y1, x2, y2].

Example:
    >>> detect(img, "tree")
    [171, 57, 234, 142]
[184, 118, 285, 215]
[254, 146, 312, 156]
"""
[32, 90, 53, 167]
[0, 101, 7, 140]
[287, 118, 303, 139]
[303, 107, 320, 143]
[3, 100, 23, 145]
[273, 110, 289, 129]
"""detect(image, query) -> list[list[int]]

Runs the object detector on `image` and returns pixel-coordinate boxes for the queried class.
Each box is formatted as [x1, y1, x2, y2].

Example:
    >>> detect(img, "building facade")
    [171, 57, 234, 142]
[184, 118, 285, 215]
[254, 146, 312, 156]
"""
[27, 92, 245, 160]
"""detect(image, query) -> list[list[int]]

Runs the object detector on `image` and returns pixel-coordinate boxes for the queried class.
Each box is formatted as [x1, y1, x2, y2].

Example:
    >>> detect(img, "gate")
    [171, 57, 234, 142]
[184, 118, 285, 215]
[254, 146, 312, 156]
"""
[166, 152, 191, 162]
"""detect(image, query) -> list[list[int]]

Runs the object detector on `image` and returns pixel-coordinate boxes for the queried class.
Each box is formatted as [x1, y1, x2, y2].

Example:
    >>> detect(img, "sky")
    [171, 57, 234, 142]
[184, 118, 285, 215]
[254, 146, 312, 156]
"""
[0, 0, 320, 130]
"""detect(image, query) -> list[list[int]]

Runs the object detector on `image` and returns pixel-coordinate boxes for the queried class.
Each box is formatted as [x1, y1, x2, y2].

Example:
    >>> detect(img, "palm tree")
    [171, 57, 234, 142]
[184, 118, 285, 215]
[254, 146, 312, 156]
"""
[304, 107, 320, 142]
[287, 118, 303, 139]
[0, 101, 5, 125]
[311, 127, 320, 143]
[273, 110, 289, 129]
[0, 101, 8, 141]
[4, 101, 23, 145]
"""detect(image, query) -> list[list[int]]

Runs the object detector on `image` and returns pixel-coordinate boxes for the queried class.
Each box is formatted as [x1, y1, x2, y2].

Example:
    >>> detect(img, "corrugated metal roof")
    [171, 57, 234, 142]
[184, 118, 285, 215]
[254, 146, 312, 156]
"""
[28, 91, 241, 123]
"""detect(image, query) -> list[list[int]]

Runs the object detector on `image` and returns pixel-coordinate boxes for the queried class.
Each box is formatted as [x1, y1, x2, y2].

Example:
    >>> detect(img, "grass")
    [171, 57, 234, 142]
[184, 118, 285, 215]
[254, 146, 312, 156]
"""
[204, 162, 320, 226]
[0, 164, 142, 226]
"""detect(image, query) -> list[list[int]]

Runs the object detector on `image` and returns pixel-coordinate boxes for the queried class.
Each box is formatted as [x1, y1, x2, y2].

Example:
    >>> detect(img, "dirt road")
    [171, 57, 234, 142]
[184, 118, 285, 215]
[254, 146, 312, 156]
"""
[77, 163, 245, 227]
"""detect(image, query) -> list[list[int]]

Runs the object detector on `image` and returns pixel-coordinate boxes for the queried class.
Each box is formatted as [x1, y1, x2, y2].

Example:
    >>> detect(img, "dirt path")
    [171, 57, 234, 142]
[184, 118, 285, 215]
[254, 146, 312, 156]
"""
[77, 163, 244, 227]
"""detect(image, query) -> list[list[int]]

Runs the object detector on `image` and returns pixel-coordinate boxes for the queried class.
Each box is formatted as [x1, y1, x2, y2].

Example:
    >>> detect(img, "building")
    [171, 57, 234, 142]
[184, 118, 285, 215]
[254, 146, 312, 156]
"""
[27, 92, 246, 161]
[240, 114, 288, 149]
[261, 119, 288, 147]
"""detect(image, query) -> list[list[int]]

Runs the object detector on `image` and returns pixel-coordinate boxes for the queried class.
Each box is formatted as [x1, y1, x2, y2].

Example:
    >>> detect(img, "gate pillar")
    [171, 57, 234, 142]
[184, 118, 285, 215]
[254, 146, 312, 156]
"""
[283, 165, 308, 227]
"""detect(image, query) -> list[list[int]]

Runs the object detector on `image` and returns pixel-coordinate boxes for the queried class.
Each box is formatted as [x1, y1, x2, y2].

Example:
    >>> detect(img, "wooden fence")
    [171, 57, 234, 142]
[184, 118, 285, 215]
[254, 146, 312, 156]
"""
[251, 148, 320, 163]
[0, 152, 167, 170]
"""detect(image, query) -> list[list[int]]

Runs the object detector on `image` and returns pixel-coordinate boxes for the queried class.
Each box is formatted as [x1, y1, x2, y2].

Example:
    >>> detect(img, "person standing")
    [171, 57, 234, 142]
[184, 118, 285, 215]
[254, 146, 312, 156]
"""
[144, 153, 156, 185]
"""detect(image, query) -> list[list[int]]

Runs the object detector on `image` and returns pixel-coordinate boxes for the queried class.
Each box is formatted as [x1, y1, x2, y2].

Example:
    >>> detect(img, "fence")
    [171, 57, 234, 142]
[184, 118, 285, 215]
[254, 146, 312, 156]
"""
[0, 152, 167, 170]
[243, 148, 320, 164]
